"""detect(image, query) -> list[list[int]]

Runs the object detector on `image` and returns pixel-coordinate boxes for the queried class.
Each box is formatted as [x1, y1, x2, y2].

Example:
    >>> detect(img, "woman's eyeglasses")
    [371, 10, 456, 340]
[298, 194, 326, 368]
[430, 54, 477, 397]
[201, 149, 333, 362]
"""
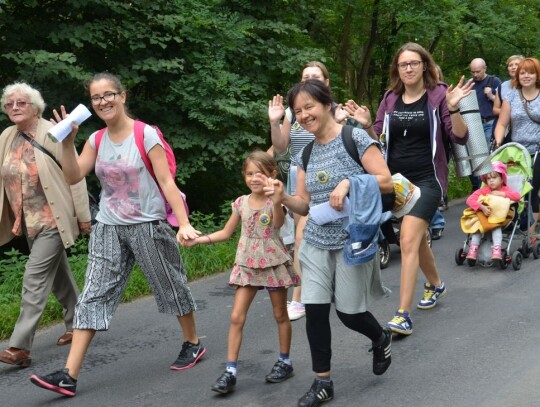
[90, 92, 118, 105]
[4, 100, 33, 110]
[397, 61, 423, 71]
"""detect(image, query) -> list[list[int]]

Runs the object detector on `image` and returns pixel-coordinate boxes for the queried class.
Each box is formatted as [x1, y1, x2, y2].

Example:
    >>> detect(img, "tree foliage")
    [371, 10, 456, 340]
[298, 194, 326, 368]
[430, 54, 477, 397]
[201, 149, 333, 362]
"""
[0, 0, 539, 213]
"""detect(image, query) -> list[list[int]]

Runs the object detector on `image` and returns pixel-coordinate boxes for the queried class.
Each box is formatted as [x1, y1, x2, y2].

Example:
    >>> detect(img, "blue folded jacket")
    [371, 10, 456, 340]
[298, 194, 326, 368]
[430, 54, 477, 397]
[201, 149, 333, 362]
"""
[343, 174, 387, 265]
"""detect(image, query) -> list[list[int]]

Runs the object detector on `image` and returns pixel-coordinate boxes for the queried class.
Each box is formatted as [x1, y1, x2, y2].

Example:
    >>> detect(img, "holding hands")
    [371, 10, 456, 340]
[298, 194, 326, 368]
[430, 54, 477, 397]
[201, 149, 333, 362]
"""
[253, 173, 284, 205]
[177, 225, 202, 246]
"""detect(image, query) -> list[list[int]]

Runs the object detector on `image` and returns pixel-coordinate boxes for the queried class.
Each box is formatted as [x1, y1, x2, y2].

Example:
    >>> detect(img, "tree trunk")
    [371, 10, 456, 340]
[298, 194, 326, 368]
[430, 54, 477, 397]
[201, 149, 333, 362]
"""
[338, 4, 353, 85]
[355, 0, 381, 103]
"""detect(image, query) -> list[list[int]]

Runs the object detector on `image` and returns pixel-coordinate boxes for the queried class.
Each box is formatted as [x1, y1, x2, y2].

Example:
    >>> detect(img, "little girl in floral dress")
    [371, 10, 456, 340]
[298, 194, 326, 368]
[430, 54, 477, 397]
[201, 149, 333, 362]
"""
[182, 150, 299, 395]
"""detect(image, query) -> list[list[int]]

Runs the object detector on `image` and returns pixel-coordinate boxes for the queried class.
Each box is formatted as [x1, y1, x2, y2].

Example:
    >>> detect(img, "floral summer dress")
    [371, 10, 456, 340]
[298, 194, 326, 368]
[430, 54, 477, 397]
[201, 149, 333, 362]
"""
[229, 195, 299, 288]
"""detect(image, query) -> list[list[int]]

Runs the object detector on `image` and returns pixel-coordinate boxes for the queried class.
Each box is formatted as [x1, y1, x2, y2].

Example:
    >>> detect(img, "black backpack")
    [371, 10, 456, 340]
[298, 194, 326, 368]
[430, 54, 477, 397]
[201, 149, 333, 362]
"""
[301, 125, 395, 212]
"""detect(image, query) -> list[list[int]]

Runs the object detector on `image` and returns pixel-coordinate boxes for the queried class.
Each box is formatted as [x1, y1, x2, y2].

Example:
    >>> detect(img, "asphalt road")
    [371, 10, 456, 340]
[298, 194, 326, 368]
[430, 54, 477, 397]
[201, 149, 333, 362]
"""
[2, 199, 540, 407]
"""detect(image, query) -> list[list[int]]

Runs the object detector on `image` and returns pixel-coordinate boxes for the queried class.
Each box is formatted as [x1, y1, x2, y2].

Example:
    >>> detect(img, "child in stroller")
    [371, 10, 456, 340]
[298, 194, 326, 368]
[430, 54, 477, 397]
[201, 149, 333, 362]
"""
[461, 161, 521, 264]
[457, 142, 540, 269]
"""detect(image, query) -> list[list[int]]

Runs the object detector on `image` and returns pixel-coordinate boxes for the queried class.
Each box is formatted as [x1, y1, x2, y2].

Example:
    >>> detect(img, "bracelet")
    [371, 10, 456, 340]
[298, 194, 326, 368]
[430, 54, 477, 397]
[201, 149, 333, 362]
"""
[449, 108, 460, 115]
[364, 122, 373, 129]
[205, 234, 212, 244]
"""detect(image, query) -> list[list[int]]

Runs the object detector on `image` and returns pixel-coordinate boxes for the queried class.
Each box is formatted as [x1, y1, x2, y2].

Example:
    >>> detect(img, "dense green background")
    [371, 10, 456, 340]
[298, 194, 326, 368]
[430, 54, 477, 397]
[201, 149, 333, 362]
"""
[1, 0, 539, 338]
[1, 0, 538, 213]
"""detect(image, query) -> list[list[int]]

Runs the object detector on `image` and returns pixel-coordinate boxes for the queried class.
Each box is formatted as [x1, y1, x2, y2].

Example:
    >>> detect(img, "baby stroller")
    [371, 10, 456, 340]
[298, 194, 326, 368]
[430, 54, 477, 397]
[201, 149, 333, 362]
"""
[378, 218, 432, 269]
[455, 142, 540, 270]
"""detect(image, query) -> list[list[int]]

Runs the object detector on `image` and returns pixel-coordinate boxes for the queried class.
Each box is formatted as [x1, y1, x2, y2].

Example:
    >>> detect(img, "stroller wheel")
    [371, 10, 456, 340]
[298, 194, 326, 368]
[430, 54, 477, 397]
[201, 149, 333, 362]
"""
[511, 251, 523, 270]
[379, 240, 391, 269]
[455, 248, 465, 265]
[466, 257, 477, 267]
[533, 242, 540, 259]
[499, 249, 509, 270]
[521, 239, 531, 259]
[426, 229, 432, 248]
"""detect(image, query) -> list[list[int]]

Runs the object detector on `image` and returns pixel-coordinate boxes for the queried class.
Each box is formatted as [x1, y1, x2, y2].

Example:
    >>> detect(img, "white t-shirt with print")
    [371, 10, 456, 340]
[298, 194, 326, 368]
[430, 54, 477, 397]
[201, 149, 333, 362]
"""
[89, 125, 166, 225]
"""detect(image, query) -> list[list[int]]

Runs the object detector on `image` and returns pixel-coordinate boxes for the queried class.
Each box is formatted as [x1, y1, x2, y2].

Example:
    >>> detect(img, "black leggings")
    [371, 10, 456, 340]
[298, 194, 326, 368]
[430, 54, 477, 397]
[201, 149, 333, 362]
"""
[305, 304, 383, 373]
[531, 153, 540, 213]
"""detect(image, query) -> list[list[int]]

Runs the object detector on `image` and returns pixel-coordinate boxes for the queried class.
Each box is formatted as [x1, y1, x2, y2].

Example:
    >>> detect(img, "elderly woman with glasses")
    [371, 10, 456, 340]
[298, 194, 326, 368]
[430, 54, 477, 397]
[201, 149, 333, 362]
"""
[0, 82, 91, 367]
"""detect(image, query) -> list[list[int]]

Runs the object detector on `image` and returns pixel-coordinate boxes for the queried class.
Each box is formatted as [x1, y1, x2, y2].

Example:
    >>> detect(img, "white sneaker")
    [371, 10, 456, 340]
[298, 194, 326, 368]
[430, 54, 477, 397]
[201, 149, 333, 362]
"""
[287, 301, 305, 321]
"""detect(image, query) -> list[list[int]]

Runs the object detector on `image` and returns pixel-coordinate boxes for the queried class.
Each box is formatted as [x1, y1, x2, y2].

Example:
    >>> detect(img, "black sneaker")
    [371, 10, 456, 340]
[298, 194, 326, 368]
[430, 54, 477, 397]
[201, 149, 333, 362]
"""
[211, 371, 236, 394]
[265, 359, 294, 383]
[170, 341, 206, 370]
[369, 327, 392, 375]
[431, 228, 443, 240]
[30, 368, 77, 397]
[297, 378, 334, 407]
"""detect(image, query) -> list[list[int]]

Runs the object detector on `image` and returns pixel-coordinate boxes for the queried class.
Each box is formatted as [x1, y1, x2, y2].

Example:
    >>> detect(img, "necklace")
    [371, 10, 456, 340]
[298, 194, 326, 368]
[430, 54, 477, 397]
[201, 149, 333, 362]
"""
[400, 91, 426, 137]
[521, 89, 540, 103]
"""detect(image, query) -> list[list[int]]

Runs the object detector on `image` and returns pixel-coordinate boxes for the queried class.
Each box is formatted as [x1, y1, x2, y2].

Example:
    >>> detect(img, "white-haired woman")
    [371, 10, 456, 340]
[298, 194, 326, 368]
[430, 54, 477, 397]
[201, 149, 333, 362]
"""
[0, 82, 91, 367]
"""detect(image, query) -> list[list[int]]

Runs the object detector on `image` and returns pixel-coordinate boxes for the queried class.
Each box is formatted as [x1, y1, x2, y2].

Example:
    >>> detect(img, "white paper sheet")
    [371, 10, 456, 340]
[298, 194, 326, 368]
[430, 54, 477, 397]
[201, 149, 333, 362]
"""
[309, 197, 351, 225]
[47, 104, 92, 143]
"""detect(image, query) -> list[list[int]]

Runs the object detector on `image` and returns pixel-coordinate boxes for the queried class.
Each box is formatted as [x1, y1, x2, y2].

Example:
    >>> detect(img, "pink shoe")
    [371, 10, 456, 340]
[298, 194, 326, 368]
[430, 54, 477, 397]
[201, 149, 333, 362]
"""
[491, 245, 502, 260]
[466, 243, 479, 260]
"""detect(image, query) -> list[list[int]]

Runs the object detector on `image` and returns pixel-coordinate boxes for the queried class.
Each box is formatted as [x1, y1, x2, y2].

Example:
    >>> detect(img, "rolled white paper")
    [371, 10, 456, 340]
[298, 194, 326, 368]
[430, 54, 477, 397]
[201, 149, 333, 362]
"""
[47, 104, 92, 143]
[309, 197, 351, 225]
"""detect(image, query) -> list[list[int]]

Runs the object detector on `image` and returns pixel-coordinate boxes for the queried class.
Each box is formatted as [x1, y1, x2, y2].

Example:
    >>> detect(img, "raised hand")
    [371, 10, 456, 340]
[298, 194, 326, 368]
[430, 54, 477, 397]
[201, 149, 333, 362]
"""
[334, 103, 349, 123]
[268, 94, 285, 124]
[50, 105, 79, 143]
[446, 76, 474, 108]
[344, 100, 372, 128]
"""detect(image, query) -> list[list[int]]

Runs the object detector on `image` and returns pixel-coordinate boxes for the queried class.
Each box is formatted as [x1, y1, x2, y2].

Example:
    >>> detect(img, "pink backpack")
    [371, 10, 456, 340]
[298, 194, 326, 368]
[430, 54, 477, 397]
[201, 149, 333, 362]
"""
[95, 120, 188, 227]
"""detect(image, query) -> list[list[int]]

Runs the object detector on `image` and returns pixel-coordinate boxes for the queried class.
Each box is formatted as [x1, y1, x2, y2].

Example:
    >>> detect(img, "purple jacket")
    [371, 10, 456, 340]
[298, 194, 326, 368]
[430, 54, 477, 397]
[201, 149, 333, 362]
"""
[373, 83, 469, 195]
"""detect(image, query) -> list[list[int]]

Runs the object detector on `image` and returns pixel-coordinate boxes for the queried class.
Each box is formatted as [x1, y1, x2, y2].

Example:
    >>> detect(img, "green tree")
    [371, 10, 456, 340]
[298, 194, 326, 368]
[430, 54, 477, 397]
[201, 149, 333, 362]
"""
[0, 0, 326, 211]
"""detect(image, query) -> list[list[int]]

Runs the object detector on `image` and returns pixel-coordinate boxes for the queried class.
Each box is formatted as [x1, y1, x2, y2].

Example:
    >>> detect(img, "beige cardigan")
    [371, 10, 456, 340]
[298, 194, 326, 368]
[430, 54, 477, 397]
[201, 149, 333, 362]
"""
[0, 118, 90, 248]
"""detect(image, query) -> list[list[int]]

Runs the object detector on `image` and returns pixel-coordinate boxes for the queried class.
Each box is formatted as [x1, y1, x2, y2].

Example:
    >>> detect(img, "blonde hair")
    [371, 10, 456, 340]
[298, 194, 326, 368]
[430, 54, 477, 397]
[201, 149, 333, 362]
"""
[506, 55, 525, 66]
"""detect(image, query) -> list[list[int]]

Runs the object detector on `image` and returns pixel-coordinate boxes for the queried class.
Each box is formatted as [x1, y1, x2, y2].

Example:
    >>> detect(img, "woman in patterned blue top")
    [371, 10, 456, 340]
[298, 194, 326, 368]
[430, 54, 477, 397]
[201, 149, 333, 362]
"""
[269, 62, 349, 323]
[270, 79, 394, 407]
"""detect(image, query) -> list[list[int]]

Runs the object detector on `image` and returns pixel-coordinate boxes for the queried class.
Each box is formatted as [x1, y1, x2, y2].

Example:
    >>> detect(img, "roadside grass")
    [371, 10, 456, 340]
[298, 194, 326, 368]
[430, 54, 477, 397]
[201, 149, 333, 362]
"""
[0, 204, 237, 341]
[447, 163, 472, 200]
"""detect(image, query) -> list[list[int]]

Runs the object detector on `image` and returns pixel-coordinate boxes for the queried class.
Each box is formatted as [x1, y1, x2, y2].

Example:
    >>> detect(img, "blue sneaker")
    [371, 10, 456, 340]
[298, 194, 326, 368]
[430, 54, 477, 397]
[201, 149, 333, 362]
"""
[417, 281, 447, 310]
[387, 309, 413, 335]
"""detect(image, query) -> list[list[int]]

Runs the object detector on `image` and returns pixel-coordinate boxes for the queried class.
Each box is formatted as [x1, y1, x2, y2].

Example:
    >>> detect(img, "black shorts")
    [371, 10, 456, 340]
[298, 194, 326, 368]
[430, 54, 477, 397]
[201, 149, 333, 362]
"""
[407, 177, 442, 222]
